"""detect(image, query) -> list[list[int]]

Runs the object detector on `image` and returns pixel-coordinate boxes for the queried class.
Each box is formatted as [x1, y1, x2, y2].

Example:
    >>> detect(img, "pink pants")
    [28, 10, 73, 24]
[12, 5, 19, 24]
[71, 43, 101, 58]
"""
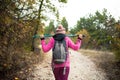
[53, 67, 70, 80]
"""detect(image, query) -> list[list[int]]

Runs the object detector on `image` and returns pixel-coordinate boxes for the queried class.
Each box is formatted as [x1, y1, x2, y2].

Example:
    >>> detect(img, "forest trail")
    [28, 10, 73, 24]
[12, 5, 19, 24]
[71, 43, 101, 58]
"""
[27, 50, 108, 80]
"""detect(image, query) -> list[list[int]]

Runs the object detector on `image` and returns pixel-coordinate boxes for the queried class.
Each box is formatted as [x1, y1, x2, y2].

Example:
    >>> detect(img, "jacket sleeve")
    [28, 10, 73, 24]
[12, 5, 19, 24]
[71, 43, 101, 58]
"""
[67, 37, 82, 50]
[41, 38, 54, 53]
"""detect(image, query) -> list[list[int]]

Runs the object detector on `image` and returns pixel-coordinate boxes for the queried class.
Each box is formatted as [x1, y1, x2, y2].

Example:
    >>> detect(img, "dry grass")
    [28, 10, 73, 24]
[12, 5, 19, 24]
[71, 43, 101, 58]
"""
[79, 49, 120, 80]
[0, 48, 45, 80]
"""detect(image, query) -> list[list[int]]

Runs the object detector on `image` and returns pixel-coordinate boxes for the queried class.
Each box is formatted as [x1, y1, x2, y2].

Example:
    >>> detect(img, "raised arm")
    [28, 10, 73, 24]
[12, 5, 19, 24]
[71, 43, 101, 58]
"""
[41, 38, 54, 53]
[67, 38, 82, 50]
[67, 34, 83, 50]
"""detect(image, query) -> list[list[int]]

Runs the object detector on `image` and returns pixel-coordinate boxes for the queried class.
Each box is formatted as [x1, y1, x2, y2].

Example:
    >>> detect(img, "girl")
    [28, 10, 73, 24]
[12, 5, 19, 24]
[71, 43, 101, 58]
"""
[40, 24, 83, 80]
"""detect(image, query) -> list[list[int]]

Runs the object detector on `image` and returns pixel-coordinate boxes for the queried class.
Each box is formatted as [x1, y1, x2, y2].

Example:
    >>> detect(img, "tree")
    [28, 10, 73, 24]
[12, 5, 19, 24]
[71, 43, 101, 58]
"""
[0, 1, 36, 77]
[29, 0, 68, 51]
[61, 17, 68, 32]
[0, 0, 68, 78]
[76, 29, 91, 48]
[44, 20, 55, 34]
[109, 22, 120, 62]
[70, 8, 120, 61]
[71, 9, 116, 50]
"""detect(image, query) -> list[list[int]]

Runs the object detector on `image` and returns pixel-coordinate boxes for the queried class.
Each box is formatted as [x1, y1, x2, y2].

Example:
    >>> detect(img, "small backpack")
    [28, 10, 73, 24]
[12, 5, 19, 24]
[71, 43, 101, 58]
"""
[52, 39, 68, 64]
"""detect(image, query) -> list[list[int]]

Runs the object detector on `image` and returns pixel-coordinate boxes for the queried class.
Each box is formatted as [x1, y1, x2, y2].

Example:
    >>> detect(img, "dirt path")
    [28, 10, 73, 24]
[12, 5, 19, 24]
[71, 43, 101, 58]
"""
[27, 50, 108, 80]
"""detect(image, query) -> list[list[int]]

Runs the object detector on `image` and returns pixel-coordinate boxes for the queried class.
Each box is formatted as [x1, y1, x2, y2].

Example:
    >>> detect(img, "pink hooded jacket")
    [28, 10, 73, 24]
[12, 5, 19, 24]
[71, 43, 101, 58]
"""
[41, 34, 82, 68]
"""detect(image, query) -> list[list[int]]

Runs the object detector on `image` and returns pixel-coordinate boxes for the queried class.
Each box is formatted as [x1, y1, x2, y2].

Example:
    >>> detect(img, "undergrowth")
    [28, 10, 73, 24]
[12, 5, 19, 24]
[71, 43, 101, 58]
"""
[79, 49, 120, 80]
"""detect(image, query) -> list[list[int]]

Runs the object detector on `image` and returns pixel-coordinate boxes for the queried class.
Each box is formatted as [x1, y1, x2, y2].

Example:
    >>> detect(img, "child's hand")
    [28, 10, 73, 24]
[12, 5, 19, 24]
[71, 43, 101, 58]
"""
[40, 34, 44, 38]
[40, 35, 45, 40]
[78, 34, 85, 40]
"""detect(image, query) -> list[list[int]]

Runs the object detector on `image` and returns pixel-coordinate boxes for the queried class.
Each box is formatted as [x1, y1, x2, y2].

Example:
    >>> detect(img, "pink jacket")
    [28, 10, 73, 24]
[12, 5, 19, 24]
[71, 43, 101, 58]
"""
[41, 36, 82, 68]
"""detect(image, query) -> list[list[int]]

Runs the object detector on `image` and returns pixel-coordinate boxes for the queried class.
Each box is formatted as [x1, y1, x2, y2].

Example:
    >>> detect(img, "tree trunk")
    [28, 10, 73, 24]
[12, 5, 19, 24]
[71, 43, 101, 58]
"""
[32, 0, 44, 54]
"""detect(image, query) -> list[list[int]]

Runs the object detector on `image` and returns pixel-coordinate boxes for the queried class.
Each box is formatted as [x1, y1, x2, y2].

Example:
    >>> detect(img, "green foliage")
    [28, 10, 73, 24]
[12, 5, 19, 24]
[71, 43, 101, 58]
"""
[111, 23, 120, 61]
[70, 9, 113, 49]
[0, 0, 68, 79]
[0, 1, 34, 79]
[70, 9, 120, 61]
[61, 17, 68, 32]
[58, 0, 67, 3]
[76, 29, 91, 48]
[44, 21, 55, 34]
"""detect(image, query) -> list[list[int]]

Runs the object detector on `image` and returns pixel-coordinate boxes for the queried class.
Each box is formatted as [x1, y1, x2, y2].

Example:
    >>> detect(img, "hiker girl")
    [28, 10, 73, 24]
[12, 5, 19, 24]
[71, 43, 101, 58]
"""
[40, 24, 83, 80]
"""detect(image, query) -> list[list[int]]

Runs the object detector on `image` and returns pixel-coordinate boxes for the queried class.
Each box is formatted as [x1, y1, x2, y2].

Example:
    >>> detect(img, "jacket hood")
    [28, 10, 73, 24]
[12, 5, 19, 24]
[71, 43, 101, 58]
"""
[53, 33, 66, 41]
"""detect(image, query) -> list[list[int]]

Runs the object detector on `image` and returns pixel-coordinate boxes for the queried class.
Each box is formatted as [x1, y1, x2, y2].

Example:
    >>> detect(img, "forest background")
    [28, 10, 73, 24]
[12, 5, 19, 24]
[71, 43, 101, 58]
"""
[0, 0, 120, 79]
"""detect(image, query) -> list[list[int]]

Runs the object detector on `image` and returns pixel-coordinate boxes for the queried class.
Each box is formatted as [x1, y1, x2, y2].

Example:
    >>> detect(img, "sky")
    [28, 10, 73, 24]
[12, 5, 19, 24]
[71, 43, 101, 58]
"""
[58, 0, 120, 28]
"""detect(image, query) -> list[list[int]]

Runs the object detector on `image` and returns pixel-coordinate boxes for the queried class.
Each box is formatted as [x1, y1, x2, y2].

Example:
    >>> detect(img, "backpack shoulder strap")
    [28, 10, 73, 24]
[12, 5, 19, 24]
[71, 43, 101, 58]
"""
[62, 39, 67, 52]
[52, 40, 57, 51]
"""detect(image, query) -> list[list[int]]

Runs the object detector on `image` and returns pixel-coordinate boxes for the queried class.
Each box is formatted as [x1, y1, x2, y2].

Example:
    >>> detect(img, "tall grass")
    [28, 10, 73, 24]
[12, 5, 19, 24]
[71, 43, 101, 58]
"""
[79, 49, 120, 80]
